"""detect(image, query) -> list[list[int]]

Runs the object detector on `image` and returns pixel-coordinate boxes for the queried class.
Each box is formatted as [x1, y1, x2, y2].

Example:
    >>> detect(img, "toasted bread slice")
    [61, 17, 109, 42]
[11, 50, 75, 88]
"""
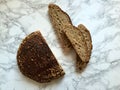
[48, 4, 72, 49]
[63, 25, 89, 62]
[17, 31, 65, 83]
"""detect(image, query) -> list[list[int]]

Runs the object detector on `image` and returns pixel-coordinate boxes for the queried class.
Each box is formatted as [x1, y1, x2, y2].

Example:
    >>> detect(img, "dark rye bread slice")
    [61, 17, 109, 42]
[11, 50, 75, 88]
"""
[76, 24, 92, 70]
[48, 4, 72, 49]
[17, 31, 65, 83]
[63, 25, 89, 62]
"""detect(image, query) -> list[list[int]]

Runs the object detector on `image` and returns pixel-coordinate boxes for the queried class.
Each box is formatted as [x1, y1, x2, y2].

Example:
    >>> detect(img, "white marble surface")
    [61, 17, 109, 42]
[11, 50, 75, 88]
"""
[0, 0, 120, 90]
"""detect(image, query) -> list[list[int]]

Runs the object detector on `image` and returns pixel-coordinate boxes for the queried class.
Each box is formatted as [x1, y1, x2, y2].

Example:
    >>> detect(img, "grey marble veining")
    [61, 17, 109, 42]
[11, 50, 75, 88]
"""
[0, 0, 120, 90]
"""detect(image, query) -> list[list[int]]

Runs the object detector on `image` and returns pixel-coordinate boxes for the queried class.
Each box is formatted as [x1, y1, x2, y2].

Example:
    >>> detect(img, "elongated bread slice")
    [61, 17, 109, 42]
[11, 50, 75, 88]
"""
[78, 24, 92, 57]
[63, 25, 89, 62]
[48, 4, 72, 49]
[17, 31, 65, 83]
[48, 4, 91, 70]
[76, 24, 92, 70]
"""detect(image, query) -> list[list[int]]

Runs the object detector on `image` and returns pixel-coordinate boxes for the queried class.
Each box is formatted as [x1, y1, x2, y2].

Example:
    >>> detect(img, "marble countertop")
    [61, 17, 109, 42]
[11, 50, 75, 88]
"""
[0, 0, 120, 90]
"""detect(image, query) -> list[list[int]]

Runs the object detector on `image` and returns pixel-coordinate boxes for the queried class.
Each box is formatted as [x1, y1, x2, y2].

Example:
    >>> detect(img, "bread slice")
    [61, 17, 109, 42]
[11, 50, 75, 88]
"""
[63, 25, 89, 62]
[48, 4, 91, 70]
[48, 4, 72, 49]
[17, 31, 65, 83]
[76, 24, 92, 70]
[78, 24, 92, 57]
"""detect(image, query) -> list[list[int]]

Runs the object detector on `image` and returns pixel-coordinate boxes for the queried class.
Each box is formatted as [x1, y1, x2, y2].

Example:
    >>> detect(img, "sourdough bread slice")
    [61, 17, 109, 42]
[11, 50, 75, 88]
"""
[63, 25, 89, 62]
[76, 24, 92, 70]
[78, 24, 92, 58]
[48, 4, 72, 49]
[48, 4, 91, 70]
[17, 31, 65, 83]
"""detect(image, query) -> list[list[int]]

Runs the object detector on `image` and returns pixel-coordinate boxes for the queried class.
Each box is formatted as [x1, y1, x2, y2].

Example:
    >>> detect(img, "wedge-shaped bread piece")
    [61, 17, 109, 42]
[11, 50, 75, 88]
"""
[48, 4, 72, 49]
[17, 31, 65, 83]
[63, 25, 89, 62]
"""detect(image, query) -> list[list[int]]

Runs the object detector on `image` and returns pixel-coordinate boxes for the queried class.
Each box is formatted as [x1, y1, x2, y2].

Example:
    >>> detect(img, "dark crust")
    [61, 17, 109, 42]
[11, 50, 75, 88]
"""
[17, 31, 65, 83]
